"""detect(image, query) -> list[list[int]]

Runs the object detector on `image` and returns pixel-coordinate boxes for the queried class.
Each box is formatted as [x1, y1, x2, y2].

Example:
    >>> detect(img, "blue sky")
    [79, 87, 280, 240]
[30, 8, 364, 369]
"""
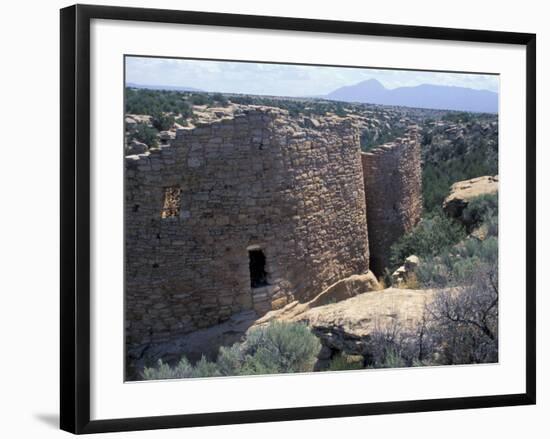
[125, 56, 499, 96]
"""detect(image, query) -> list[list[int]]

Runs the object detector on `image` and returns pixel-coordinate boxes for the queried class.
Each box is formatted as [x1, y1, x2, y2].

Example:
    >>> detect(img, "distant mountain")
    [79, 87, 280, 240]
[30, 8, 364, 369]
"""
[325, 79, 498, 113]
[126, 82, 204, 92]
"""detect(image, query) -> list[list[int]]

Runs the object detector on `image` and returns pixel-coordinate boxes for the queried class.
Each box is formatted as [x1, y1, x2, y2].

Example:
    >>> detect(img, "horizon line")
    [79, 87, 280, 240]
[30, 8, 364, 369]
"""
[125, 78, 498, 96]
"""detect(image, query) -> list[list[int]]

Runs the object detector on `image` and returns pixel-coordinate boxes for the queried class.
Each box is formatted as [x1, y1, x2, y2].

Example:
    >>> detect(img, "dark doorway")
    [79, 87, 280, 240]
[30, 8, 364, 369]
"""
[249, 249, 268, 288]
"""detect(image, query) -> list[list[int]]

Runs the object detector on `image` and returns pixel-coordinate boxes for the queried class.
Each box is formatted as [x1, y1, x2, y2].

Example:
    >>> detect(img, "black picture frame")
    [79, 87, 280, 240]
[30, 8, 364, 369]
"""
[60, 4, 536, 434]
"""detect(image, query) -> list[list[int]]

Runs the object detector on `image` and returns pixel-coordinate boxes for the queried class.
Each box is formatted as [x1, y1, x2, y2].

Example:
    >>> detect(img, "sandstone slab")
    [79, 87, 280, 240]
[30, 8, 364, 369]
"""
[293, 288, 435, 355]
[443, 175, 498, 219]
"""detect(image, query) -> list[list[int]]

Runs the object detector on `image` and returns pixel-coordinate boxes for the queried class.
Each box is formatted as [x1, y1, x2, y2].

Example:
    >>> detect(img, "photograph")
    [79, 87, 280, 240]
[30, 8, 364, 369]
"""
[124, 56, 500, 381]
[0, 0, 542, 436]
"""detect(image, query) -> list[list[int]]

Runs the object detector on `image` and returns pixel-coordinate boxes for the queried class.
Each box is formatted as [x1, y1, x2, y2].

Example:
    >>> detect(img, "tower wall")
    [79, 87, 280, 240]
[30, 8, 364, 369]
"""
[125, 109, 370, 346]
[361, 127, 423, 276]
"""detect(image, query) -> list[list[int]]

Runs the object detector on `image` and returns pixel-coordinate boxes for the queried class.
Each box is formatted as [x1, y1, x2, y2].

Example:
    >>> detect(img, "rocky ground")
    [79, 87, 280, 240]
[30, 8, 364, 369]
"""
[443, 175, 499, 219]
[258, 284, 435, 368]
[125, 92, 494, 156]
[127, 271, 435, 376]
[422, 117, 498, 166]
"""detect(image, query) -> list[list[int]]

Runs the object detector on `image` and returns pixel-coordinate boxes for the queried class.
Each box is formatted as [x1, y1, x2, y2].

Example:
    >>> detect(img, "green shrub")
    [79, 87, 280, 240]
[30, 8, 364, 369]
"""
[126, 88, 193, 116]
[390, 210, 466, 270]
[441, 111, 475, 124]
[191, 356, 222, 378]
[328, 354, 364, 371]
[416, 236, 498, 287]
[141, 321, 321, 380]
[480, 236, 498, 261]
[131, 123, 158, 147]
[174, 116, 189, 126]
[189, 93, 209, 106]
[461, 193, 498, 233]
[414, 192, 498, 288]
[141, 355, 222, 380]
[142, 357, 194, 380]
[216, 344, 244, 376]
[377, 347, 407, 368]
[151, 112, 175, 131]
[360, 126, 406, 152]
[212, 92, 229, 107]
[422, 149, 498, 213]
[239, 321, 321, 375]
[415, 258, 450, 286]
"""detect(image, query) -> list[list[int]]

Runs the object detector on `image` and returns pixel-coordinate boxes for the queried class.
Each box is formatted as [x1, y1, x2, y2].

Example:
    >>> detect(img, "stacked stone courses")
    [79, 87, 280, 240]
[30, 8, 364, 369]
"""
[125, 108, 371, 346]
[361, 127, 423, 276]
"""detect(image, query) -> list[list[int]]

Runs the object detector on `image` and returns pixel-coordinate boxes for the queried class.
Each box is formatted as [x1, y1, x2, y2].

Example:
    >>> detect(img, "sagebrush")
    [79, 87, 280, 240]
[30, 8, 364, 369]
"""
[141, 321, 321, 380]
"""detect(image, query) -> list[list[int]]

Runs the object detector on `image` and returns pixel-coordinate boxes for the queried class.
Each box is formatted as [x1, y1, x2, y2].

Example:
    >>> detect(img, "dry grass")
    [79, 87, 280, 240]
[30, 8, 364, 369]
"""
[398, 273, 420, 290]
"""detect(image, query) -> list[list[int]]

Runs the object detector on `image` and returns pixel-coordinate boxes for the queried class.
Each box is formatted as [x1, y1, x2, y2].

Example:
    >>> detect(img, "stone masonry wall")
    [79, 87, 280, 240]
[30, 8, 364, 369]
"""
[125, 108, 370, 347]
[361, 127, 422, 276]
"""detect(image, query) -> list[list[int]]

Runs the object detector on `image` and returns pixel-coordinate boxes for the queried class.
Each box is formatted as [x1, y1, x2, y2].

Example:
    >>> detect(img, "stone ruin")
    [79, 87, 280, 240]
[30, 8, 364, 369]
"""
[361, 128, 423, 275]
[125, 107, 421, 347]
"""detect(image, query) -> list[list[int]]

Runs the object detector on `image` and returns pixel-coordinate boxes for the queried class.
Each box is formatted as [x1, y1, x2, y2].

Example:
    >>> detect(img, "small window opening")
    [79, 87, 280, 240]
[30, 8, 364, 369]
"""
[161, 186, 182, 218]
[249, 249, 269, 288]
